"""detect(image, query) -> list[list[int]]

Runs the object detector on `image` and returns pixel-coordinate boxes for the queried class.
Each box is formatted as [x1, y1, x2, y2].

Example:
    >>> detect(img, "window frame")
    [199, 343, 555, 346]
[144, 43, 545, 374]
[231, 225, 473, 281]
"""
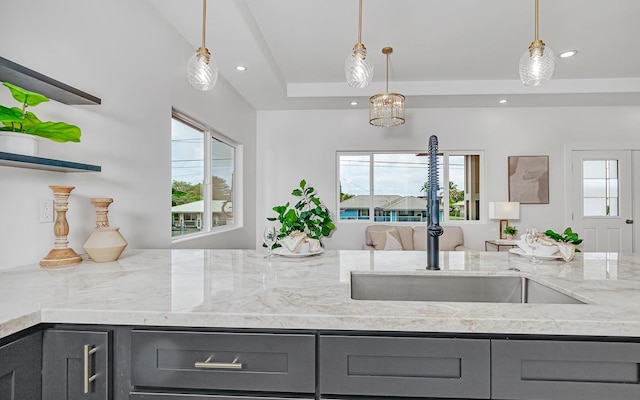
[171, 109, 243, 242]
[336, 150, 485, 224]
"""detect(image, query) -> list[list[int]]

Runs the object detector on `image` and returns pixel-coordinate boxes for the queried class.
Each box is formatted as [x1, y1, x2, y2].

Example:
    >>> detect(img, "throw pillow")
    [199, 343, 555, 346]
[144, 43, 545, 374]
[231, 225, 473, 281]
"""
[370, 229, 403, 250]
[383, 231, 403, 250]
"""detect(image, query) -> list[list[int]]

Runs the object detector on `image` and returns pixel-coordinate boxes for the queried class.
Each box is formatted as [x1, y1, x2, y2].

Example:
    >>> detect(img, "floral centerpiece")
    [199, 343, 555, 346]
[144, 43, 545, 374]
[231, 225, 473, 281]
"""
[267, 179, 336, 252]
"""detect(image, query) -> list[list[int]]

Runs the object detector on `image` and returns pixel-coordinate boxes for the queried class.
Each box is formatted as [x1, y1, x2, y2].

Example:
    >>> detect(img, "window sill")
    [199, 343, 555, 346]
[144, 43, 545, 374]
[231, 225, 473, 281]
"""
[171, 224, 242, 244]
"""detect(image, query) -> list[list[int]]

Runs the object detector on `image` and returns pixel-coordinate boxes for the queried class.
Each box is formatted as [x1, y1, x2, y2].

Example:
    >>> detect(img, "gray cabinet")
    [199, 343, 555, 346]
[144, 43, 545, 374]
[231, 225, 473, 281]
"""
[130, 395, 312, 400]
[319, 335, 491, 399]
[492, 339, 640, 400]
[131, 330, 315, 395]
[0, 331, 42, 400]
[42, 329, 111, 400]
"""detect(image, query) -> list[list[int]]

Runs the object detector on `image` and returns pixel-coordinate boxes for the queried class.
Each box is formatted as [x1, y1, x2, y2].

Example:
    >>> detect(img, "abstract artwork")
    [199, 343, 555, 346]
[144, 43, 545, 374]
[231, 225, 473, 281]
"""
[508, 156, 549, 204]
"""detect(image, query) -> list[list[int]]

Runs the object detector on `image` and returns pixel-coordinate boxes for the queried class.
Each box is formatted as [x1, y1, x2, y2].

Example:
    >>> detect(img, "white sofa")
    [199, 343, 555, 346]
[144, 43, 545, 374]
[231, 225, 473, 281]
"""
[362, 225, 466, 251]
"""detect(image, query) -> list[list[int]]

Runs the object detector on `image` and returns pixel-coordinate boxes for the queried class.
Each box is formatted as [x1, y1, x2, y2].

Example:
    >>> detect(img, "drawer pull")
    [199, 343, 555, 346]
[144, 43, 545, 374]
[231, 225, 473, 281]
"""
[194, 355, 243, 370]
[83, 344, 98, 393]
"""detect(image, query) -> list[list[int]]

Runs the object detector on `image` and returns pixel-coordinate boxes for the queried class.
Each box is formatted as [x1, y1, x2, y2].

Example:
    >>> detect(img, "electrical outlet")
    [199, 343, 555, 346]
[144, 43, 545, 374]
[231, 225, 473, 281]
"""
[38, 199, 54, 223]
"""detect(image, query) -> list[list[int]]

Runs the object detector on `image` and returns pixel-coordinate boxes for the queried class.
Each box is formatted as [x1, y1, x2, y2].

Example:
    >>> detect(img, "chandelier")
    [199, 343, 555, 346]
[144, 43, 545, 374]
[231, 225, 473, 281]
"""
[369, 47, 405, 127]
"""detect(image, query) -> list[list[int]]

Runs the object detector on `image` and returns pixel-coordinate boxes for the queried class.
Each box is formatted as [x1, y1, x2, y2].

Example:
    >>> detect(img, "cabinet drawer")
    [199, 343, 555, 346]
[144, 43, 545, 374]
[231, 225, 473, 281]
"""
[319, 335, 490, 398]
[492, 340, 640, 400]
[131, 330, 315, 393]
[131, 394, 313, 399]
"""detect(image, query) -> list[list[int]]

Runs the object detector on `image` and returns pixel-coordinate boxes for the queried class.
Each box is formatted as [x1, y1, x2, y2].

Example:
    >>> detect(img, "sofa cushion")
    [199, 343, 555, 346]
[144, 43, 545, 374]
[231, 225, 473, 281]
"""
[413, 226, 427, 250]
[364, 225, 414, 250]
[441, 226, 464, 250]
[369, 230, 403, 250]
[365, 225, 465, 251]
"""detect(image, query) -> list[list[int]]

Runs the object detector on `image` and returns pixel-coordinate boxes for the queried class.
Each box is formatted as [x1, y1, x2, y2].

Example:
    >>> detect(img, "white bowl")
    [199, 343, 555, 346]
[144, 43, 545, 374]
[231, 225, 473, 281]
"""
[515, 240, 559, 256]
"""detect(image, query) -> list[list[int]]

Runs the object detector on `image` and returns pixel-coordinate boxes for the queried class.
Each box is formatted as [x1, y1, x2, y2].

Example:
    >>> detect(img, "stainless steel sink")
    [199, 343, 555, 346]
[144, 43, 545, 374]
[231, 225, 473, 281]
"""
[350, 274, 585, 304]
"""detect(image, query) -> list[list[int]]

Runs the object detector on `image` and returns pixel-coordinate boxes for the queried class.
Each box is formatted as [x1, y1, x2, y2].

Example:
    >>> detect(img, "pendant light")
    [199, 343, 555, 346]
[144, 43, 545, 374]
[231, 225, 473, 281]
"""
[187, 0, 218, 91]
[369, 47, 405, 127]
[519, 0, 555, 86]
[345, 0, 373, 88]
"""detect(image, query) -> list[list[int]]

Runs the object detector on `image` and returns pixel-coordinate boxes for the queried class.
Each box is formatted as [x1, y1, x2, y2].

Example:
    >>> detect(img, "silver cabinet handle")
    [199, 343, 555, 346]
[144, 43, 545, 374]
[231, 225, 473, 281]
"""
[194, 355, 243, 369]
[83, 344, 98, 393]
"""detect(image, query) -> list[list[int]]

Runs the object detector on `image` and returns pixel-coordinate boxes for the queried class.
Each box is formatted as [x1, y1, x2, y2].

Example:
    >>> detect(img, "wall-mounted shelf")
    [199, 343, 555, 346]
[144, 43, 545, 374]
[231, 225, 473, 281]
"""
[0, 152, 101, 173]
[0, 57, 101, 105]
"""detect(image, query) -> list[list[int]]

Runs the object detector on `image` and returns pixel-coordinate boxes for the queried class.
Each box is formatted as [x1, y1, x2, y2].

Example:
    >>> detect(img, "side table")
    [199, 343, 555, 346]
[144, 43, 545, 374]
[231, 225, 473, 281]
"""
[485, 239, 518, 251]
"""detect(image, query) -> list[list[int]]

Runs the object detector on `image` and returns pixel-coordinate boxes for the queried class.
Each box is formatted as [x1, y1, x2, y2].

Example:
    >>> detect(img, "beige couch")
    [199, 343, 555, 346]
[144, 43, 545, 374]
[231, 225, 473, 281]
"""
[363, 225, 466, 251]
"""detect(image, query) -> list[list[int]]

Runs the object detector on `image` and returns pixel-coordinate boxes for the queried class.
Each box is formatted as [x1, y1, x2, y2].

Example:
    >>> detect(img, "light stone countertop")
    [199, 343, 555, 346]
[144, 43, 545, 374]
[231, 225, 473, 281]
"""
[1, 249, 639, 339]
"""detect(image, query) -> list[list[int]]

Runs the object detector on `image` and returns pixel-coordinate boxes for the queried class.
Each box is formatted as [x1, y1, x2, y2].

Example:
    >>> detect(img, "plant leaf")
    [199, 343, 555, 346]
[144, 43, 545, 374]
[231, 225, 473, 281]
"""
[21, 121, 81, 143]
[299, 179, 306, 189]
[2, 82, 49, 107]
[0, 105, 24, 125]
[292, 189, 302, 196]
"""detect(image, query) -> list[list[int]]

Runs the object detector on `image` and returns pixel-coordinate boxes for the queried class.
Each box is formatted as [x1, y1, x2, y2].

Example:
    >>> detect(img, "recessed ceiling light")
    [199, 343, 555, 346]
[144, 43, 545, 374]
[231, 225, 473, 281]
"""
[499, 99, 508, 104]
[350, 101, 358, 106]
[558, 50, 578, 59]
[235, 65, 247, 71]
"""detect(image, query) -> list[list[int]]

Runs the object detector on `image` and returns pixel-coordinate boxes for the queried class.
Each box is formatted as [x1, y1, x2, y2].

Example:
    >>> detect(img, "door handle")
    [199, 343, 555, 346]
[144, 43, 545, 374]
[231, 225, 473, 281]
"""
[626, 219, 633, 224]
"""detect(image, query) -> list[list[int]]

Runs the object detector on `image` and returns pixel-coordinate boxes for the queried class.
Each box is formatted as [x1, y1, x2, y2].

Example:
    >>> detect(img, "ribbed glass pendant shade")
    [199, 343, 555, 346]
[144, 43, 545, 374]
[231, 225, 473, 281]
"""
[369, 93, 405, 127]
[187, 48, 218, 91]
[519, 42, 555, 86]
[345, 46, 374, 88]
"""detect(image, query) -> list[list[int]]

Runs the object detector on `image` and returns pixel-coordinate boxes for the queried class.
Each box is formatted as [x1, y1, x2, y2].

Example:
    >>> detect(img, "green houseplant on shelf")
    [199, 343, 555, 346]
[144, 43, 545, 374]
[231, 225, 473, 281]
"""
[0, 82, 81, 144]
[267, 179, 336, 249]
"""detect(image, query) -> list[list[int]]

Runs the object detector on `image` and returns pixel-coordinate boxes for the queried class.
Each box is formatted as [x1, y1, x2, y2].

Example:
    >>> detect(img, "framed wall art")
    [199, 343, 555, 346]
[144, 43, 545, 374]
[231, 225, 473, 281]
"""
[508, 156, 549, 204]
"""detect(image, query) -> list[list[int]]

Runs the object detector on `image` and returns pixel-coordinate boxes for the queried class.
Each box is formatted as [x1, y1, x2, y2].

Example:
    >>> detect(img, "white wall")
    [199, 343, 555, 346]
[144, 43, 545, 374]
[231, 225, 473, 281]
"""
[256, 107, 640, 251]
[0, 0, 256, 269]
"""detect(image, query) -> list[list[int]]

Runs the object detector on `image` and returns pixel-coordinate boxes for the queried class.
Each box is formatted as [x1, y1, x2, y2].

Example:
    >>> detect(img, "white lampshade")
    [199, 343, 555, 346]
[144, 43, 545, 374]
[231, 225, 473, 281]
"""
[489, 202, 520, 220]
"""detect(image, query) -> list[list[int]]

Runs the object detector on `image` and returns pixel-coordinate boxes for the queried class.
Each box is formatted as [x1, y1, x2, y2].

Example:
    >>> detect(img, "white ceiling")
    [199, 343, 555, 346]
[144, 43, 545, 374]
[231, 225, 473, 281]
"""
[148, 0, 640, 110]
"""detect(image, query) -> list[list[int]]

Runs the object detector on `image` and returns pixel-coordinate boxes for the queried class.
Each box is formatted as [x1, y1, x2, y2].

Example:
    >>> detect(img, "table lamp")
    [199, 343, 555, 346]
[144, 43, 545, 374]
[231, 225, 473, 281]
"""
[489, 202, 520, 239]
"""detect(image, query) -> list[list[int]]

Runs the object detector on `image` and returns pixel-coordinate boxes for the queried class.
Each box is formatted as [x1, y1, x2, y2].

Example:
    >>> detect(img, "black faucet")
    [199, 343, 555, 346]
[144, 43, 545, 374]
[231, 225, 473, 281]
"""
[427, 135, 443, 270]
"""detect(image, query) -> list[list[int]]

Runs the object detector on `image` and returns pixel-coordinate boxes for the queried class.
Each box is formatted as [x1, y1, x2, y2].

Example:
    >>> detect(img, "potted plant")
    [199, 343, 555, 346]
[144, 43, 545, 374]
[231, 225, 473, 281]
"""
[503, 225, 518, 240]
[544, 227, 583, 261]
[267, 179, 336, 248]
[0, 82, 81, 154]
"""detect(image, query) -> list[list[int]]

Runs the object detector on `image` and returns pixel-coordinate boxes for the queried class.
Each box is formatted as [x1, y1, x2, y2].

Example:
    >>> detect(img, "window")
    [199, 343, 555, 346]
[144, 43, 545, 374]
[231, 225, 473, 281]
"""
[338, 151, 482, 223]
[583, 159, 619, 216]
[171, 111, 238, 239]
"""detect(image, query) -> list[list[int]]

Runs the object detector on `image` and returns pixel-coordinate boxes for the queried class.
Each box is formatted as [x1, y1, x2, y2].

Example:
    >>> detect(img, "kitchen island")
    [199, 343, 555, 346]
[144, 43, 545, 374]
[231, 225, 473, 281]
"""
[2, 249, 640, 400]
[1, 248, 639, 339]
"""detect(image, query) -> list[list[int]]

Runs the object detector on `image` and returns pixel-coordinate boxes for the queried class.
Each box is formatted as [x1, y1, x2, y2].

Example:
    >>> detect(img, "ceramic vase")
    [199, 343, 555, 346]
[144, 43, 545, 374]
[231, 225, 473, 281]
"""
[83, 198, 128, 262]
[40, 186, 83, 268]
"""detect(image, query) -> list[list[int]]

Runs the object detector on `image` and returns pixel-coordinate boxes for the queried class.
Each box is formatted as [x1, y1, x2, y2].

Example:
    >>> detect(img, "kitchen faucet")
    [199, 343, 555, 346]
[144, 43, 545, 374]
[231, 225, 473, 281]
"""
[427, 135, 443, 270]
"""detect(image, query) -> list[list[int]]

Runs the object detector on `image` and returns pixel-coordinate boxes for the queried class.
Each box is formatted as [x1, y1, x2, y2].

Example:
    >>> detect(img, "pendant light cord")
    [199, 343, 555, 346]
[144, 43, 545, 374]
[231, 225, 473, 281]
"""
[202, 0, 207, 49]
[385, 53, 389, 93]
[534, 0, 539, 41]
[357, 0, 363, 44]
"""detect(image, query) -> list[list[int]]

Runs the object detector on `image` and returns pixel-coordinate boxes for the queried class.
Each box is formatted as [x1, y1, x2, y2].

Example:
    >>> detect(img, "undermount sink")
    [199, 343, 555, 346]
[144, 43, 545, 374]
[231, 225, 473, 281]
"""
[350, 273, 585, 304]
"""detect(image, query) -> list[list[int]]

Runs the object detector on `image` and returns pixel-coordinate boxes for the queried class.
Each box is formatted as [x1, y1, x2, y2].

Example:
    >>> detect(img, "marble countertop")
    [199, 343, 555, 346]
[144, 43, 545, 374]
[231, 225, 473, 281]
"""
[1, 249, 640, 339]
